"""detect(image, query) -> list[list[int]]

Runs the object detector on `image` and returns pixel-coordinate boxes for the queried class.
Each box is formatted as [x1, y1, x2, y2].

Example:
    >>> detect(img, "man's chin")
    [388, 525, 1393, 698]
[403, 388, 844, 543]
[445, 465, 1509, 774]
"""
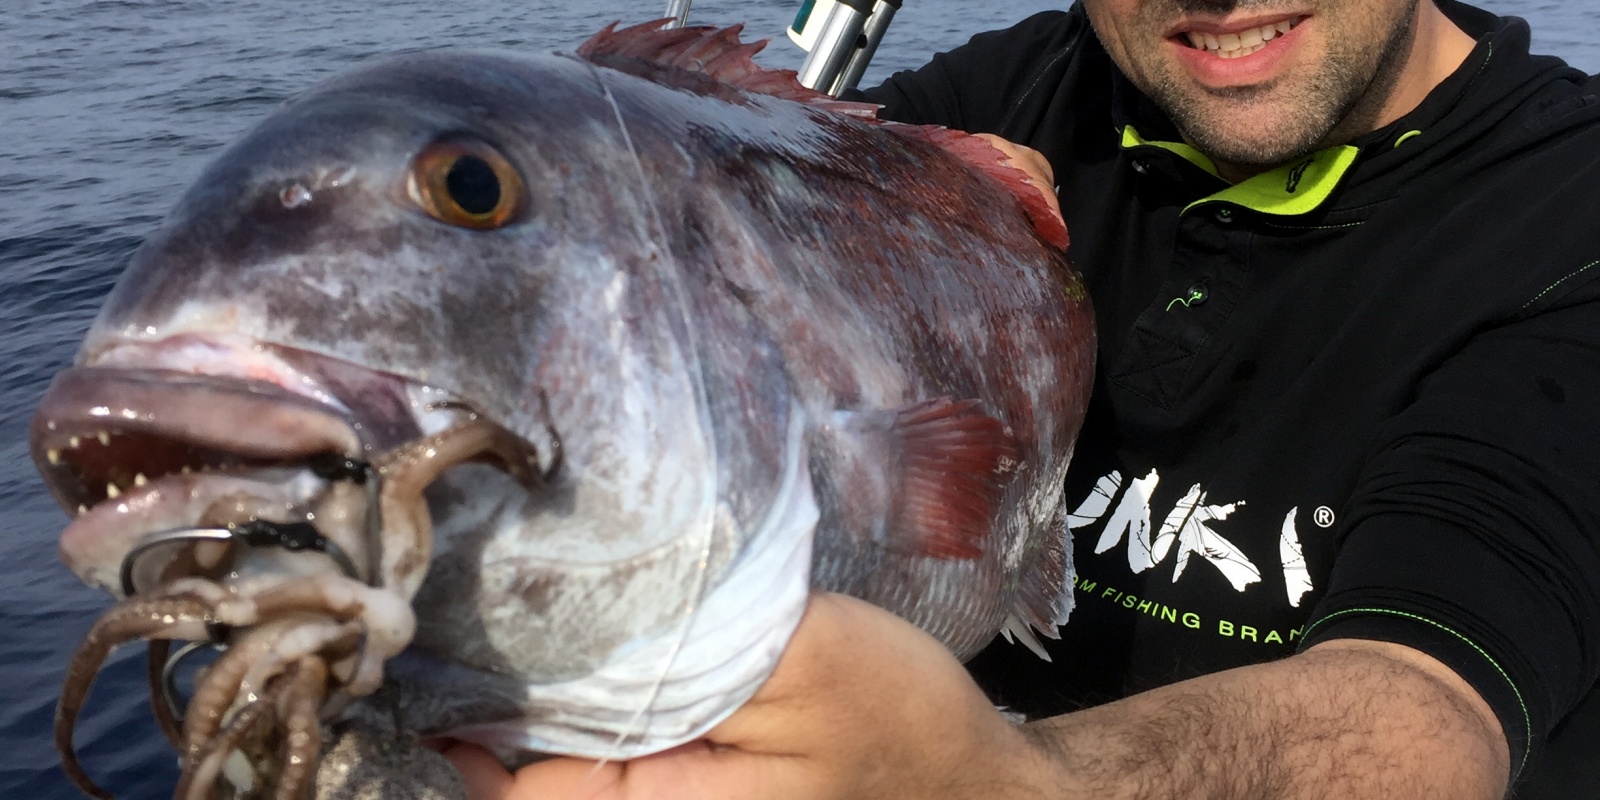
[1176, 115, 1334, 176]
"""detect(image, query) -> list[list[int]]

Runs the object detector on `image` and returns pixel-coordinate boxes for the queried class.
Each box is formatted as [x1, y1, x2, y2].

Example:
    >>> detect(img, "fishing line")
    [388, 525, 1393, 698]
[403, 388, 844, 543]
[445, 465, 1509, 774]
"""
[586, 63, 722, 765]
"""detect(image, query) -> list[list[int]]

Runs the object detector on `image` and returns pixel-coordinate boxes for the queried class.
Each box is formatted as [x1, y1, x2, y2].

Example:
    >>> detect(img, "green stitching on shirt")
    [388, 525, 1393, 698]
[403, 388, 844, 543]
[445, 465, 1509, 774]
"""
[1300, 607, 1531, 777]
[1520, 259, 1600, 311]
[1394, 130, 1423, 148]
[1166, 288, 1206, 311]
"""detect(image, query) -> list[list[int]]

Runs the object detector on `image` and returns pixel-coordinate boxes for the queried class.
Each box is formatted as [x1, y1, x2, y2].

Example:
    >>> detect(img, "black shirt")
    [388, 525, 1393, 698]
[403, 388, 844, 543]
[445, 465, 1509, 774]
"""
[858, 2, 1600, 793]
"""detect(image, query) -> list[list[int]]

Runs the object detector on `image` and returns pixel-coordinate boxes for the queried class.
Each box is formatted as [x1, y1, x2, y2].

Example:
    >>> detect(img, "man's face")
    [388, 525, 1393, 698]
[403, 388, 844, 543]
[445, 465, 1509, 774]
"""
[1084, 0, 1423, 171]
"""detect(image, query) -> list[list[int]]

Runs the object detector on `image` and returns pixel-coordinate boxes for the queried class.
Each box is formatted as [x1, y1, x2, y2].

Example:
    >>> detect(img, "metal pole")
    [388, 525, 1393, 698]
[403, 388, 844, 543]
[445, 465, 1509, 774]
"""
[831, 0, 901, 95]
[794, 0, 873, 93]
[663, 0, 692, 28]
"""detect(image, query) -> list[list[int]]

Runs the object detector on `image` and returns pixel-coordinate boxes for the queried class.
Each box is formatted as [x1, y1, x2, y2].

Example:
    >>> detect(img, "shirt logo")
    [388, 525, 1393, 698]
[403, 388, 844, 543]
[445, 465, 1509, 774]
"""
[1285, 159, 1314, 194]
[1067, 469, 1316, 608]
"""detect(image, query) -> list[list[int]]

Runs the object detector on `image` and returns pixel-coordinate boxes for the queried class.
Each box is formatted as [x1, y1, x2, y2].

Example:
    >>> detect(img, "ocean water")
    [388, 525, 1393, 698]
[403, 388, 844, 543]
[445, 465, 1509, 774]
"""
[1, 1, 1595, 797]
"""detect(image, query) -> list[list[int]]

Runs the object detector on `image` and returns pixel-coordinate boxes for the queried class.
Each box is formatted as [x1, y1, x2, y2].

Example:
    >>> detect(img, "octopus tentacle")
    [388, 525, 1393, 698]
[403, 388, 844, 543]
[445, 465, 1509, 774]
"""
[373, 418, 538, 596]
[232, 573, 413, 698]
[178, 618, 358, 793]
[55, 594, 214, 800]
[182, 619, 294, 762]
[271, 656, 329, 800]
[235, 620, 359, 709]
[57, 423, 511, 798]
[176, 682, 275, 800]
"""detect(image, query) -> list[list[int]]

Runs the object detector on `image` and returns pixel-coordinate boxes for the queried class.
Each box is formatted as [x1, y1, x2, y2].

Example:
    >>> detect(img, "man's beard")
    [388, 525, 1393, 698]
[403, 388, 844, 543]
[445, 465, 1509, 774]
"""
[1153, 0, 1422, 171]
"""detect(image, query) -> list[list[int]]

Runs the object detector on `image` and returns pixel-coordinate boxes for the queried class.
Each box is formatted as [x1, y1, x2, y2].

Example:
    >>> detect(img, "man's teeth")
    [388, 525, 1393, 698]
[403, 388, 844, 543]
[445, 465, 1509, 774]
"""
[1186, 20, 1297, 59]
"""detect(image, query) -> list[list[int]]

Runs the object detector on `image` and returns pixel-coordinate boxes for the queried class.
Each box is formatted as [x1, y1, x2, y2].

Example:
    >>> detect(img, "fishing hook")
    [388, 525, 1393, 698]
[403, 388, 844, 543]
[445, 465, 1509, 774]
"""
[117, 461, 380, 597]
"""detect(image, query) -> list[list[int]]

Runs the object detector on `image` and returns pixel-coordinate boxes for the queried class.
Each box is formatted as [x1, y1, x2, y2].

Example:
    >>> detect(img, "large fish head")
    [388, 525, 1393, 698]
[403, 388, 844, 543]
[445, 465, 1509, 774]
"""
[34, 49, 817, 796]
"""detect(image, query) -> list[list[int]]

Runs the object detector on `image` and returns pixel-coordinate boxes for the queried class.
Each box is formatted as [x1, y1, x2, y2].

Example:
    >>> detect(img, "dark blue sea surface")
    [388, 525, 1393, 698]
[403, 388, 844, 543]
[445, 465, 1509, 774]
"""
[2, 0, 1596, 797]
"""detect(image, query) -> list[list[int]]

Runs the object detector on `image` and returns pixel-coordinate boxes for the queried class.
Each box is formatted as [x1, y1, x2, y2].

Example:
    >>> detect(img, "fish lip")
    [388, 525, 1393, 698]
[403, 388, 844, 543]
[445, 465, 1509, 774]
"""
[30, 365, 367, 516]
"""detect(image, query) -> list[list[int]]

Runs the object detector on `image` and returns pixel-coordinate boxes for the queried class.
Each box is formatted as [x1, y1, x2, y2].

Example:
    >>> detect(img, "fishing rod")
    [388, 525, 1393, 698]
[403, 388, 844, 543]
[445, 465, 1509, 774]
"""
[662, 0, 692, 28]
[660, 0, 901, 96]
[788, 0, 901, 95]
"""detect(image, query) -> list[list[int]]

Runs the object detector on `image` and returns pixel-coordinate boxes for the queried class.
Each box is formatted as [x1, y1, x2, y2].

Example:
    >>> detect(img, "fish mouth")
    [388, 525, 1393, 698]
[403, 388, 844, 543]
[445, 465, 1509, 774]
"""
[34, 366, 364, 517]
[33, 362, 388, 596]
[34, 336, 551, 800]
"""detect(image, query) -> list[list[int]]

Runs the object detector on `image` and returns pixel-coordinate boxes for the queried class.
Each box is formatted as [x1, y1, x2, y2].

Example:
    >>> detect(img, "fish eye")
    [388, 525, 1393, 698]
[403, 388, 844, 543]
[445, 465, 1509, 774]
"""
[406, 138, 525, 230]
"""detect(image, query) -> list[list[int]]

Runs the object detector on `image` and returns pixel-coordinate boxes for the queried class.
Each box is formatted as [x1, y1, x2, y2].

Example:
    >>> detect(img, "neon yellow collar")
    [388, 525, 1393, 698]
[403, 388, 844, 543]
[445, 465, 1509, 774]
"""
[1121, 126, 1359, 217]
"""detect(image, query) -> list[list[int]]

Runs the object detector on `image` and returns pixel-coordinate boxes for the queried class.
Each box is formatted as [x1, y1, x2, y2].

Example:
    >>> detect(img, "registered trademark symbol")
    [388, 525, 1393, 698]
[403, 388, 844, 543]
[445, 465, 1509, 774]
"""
[1313, 506, 1336, 528]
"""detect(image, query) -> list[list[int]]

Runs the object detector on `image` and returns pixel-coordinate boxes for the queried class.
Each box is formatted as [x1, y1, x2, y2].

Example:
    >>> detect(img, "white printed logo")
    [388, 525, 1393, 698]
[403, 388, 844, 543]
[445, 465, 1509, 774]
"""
[1067, 470, 1315, 608]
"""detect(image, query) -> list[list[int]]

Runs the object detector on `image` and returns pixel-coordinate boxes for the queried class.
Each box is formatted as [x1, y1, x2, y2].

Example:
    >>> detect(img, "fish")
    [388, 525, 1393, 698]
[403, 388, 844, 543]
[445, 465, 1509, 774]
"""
[30, 20, 1095, 800]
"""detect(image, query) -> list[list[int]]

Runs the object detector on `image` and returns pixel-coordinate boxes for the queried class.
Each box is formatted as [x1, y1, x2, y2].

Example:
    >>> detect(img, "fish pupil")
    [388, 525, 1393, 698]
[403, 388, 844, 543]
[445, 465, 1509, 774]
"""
[446, 156, 501, 215]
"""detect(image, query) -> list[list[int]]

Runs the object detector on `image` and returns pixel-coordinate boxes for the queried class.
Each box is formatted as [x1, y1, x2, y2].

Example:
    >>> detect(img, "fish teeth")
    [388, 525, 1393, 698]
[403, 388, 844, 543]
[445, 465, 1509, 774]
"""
[47, 449, 62, 465]
[106, 483, 121, 499]
[77, 504, 88, 516]
[134, 473, 148, 487]
[68, 436, 81, 449]
[97, 431, 110, 446]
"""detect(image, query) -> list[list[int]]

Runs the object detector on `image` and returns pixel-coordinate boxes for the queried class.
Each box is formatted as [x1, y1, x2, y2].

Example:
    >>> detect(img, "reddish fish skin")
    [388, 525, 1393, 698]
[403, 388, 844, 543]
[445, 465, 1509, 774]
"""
[48, 24, 1094, 760]
[577, 33, 1096, 654]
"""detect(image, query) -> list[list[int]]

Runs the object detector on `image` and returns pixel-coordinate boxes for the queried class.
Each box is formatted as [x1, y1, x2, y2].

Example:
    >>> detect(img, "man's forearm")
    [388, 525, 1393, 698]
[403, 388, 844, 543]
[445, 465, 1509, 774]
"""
[1019, 640, 1510, 800]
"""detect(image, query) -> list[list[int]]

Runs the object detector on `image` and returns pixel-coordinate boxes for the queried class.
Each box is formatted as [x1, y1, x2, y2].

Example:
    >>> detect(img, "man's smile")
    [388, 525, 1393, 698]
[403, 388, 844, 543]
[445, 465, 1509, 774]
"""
[1178, 16, 1309, 59]
[1166, 13, 1313, 86]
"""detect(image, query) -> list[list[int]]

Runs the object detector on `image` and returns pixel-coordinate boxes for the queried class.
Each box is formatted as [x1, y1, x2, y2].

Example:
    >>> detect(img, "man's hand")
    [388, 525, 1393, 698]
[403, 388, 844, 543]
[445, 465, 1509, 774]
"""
[443, 593, 1053, 800]
[448, 588, 1511, 800]
[973, 133, 1062, 225]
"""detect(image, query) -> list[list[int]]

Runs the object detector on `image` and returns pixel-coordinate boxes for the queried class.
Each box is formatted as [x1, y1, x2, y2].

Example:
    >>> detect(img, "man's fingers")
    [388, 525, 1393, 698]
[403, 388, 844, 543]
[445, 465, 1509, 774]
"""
[442, 742, 517, 800]
[447, 595, 1013, 800]
[973, 133, 1063, 223]
[510, 757, 625, 800]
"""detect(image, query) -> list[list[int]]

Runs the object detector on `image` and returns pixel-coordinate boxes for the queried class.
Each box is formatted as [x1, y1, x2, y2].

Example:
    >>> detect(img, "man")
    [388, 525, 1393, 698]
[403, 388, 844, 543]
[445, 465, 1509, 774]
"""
[450, 0, 1600, 795]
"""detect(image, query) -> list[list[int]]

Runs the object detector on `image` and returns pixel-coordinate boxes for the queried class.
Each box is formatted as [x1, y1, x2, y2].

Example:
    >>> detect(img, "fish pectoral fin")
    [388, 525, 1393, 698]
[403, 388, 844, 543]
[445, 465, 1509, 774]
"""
[883, 398, 1020, 559]
[818, 398, 1019, 561]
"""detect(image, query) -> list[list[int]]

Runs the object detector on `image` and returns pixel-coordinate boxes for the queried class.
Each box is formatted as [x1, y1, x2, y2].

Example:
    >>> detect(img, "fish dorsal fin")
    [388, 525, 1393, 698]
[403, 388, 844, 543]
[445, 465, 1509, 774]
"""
[888, 126, 1071, 250]
[577, 20, 879, 118]
[578, 21, 1069, 249]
